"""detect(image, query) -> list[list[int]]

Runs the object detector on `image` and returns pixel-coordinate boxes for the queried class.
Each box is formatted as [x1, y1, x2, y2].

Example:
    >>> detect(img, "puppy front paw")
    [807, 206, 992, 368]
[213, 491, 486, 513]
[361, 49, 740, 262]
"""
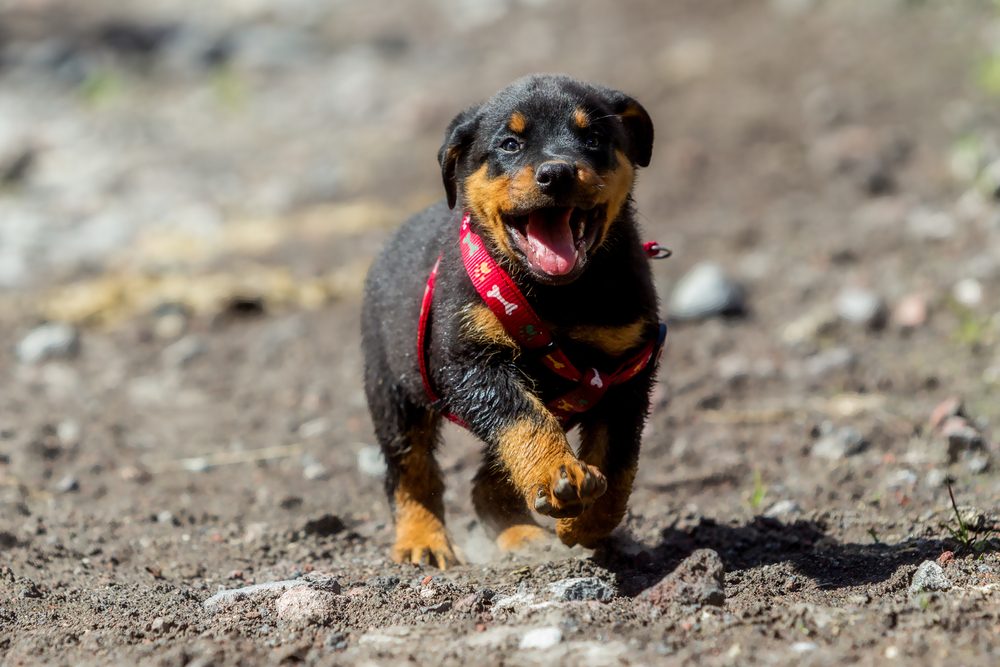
[531, 457, 607, 519]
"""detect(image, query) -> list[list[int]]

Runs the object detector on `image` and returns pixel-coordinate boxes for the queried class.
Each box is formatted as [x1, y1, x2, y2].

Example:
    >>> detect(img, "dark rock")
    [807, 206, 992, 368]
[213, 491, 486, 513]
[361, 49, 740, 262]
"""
[644, 548, 726, 609]
[301, 514, 345, 537]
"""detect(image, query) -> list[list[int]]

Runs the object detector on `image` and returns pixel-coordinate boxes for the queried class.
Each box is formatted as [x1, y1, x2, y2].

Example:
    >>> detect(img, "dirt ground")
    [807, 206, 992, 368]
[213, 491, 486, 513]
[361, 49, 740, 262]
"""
[2, 1, 1000, 665]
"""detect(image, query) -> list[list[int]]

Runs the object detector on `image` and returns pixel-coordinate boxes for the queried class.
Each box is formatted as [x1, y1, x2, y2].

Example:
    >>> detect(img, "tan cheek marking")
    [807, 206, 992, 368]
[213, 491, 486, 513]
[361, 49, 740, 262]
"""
[592, 149, 636, 245]
[563, 320, 648, 357]
[461, 303, 517, 349]
[573, 107, 590, 129]
[464, 164, 518, 260]
[508, 111, 527, 133]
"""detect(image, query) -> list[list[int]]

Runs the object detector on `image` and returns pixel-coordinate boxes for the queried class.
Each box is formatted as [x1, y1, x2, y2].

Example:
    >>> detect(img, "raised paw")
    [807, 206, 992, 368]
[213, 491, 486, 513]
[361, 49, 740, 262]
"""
[532, 458, 607, 519]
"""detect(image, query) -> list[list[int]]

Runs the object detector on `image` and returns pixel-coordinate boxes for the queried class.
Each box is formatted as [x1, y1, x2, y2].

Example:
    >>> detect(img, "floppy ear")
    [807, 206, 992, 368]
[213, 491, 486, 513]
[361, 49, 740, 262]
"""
[437, 105, 480, 209]
[601, 89, 654, 168]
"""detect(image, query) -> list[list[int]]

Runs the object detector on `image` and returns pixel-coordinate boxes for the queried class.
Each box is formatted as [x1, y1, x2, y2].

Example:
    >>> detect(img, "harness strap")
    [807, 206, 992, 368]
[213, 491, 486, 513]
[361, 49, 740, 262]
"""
[416, 212, 667, 430]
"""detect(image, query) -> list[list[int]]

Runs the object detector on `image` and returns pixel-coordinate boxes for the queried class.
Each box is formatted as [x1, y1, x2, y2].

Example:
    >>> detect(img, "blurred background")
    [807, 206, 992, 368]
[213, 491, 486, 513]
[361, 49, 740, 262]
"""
[1, 1, 1000, 662]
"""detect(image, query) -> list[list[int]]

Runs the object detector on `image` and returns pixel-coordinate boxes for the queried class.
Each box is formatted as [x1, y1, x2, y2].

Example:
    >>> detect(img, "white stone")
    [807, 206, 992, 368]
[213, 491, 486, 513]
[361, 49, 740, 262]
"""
[519, 626, 563, 650]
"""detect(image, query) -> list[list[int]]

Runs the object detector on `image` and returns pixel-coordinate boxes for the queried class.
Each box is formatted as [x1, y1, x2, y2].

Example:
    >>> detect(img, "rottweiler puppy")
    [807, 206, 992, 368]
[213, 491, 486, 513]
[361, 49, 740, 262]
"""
[362, 74, 660, 569]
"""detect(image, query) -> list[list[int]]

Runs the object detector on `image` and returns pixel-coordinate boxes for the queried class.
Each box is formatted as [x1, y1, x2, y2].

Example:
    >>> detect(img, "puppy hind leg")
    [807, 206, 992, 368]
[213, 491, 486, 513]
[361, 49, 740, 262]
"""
[471, 452, 547, 552]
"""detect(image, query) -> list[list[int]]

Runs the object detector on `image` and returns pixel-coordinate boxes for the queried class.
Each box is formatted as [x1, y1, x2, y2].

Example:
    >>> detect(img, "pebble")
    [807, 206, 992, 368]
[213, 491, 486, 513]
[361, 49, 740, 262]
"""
[906, 207, 957, 242]
[161, 335, 206, 368]
[802, 346, 856, 377]
[644, 548, 726, 608]
[668, 263, 746, 321]
[836, 287, 886, 329]
[203, 579, 306, 612]
[929, 397, 963, 430]
[54, 474, 79, 494]
[56, 420, 82, 448]
[275, 585, 339, 624]
[811, 424, 867, 460]
[885, 469, 918, 489]
[519, 627, 563, 650]
[16, 324, 80, 364]
[763, 499, 801, 518]
[357, 445, 387, 478]
[908, 560, 952, 595]
[781, 306, 838, 346]
[892, 294, 929, 330]
[547, 577, 616, 602]
[791, 641, 818, 653]
[924, 468, 949, 489]
[302, 461, 329, 481]
[952, 278, 983, 308]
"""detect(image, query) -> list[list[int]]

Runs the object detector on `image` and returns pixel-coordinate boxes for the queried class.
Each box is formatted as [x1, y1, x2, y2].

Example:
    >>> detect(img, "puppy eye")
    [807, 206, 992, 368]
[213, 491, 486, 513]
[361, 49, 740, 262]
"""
[500, 138, 521, 153]
[584, 132, 604, 149]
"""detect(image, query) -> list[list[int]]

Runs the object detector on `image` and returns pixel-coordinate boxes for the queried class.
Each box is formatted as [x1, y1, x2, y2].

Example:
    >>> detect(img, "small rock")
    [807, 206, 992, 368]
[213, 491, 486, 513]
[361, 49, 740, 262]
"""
[303, 462, 329, 481]
[55, 420, 82, 448]
[836, 287, 887, 329]
[547, 577, 616, 602]
[644, 548, 726, 608]
[811, 424, 867, 460]
[892, 294, 929, 330]
[953, 278, 983, 308]
[885, 469, 918, 489]
[421, 600, 451, 613]
[357, 445, 387, 478]
[156, 510, 176, 524]
[161, 335, 206, 368]
[908, 560, 952, 595]
[519, 627, 563, 650]
[297, 418, 329, 439]
[763, 499, 801, 518]
[300, 514, 345, 537]
[906, 207, 957, 242]
[781, 306, 838, 346]
[966, 453, 990, 474]
[929, 397, 963, 431]
[54, 475, 79, 494]
[150, 617, 168, 632]
[939, 416, 985, 463]
[275, 585, 339, 624]
[668, 263, 746, 320]
[802, 346, 856, 377]
[791, 641, 818, 653]
[203, 579, 306, 612]
[924, 468, 949, 489]
[454, 589, 494, 613]
[716, 354, 750, 385]
[937, 551, 955, 566]
[366, 576, 400, 592]
[16, 324, 80, 364]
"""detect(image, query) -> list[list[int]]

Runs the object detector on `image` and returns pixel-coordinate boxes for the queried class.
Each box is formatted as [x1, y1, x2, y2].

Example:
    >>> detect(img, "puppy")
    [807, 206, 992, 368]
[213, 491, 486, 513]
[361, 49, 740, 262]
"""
[362, 74, 662, 569]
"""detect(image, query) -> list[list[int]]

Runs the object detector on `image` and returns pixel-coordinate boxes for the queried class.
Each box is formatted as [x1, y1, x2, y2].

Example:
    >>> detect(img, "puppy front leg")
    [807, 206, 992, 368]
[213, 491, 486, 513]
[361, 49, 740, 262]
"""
[445, 363, 607, 520]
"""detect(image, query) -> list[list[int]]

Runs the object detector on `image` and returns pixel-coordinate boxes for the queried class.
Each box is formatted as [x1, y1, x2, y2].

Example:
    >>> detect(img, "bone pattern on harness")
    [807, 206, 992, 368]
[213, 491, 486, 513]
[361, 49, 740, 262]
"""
[417, 211, 666, 429]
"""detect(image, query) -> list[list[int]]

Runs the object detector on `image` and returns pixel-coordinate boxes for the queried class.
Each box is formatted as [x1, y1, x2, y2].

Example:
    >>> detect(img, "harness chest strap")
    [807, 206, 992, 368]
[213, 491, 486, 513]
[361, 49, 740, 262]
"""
[418, 212, 667, 428]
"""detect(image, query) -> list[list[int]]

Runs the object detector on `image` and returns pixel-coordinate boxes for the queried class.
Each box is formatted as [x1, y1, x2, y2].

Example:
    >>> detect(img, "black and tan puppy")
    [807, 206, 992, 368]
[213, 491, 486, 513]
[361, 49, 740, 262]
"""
[362, 74, 660, 569]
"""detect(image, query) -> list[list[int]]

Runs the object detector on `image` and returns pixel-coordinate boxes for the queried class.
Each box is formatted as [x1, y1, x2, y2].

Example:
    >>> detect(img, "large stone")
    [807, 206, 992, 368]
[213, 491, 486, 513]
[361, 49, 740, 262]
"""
[16, 324, 80, 364]
[909, 561, 952, 595]
[668, 263, 746, 320]
[644, 548, 726, 609]
[275, 585, 340, 624]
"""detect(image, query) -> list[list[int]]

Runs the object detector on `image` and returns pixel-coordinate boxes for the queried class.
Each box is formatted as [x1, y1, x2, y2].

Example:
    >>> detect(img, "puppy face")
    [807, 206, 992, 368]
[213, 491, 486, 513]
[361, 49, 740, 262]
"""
[439, 75, 654, 285]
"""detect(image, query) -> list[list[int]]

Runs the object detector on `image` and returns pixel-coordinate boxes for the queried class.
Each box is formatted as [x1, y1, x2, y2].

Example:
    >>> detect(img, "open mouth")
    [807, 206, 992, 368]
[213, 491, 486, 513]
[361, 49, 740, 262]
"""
[506, 207, 601, 278]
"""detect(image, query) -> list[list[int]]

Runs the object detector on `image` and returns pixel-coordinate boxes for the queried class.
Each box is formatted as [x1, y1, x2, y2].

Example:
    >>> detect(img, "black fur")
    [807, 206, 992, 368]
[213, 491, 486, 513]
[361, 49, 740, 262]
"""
[362, 74, 660, 552]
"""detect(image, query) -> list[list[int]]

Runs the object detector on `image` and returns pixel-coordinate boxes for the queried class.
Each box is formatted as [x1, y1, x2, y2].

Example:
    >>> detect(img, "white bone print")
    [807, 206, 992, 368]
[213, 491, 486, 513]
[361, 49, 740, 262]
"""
[485, 285, 518, 315]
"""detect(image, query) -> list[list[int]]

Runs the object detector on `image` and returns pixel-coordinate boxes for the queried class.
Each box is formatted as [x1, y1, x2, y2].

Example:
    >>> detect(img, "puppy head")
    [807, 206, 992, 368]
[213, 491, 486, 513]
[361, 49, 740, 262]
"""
[438, 74, 654, 285]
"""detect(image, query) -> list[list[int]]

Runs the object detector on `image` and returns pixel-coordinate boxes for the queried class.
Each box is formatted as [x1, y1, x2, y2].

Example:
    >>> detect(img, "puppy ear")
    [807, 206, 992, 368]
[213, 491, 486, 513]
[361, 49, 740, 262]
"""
[438, 105, 479, 209]
[600, 89, 654, 168]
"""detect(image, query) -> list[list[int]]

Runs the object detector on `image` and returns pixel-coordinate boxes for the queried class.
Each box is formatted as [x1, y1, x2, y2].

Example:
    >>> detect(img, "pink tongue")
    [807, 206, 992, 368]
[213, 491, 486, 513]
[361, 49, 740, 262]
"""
[525, 209, 577, 276]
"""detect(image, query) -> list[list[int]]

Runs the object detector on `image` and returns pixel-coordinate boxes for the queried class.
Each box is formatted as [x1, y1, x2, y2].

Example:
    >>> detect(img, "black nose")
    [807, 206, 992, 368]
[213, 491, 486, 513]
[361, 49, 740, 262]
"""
[535, 161, 575, 195]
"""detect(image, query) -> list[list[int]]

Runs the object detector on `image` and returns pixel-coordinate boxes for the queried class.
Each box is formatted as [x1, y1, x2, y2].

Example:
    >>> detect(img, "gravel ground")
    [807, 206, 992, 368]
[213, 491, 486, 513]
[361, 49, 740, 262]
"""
[2, 1, 1000, 665]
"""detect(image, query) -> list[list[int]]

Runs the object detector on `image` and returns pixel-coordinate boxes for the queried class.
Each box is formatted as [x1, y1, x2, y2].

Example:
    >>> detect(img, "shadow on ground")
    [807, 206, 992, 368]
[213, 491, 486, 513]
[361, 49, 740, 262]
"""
[597, 517, 1000, 597]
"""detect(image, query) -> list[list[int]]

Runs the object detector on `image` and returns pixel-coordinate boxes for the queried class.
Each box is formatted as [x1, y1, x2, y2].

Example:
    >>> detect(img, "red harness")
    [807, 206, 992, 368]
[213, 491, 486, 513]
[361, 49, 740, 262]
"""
[418, 212, 667, 429]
